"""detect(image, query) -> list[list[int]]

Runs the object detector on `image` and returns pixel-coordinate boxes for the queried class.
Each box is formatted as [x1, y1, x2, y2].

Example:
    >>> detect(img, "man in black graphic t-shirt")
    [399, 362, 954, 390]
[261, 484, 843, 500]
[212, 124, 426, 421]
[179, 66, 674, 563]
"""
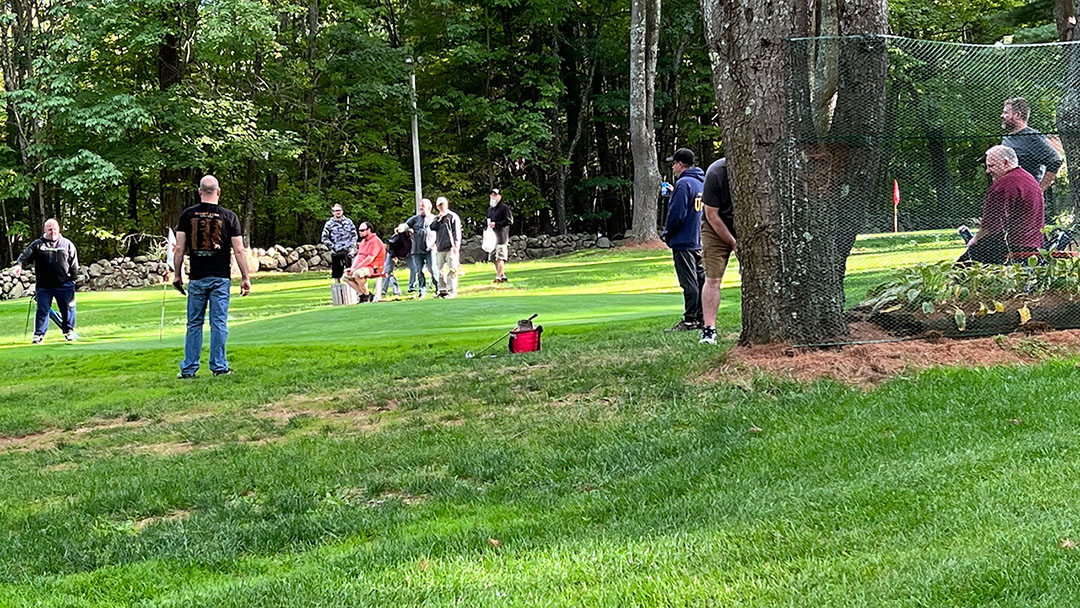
[173, 175, 251, 378]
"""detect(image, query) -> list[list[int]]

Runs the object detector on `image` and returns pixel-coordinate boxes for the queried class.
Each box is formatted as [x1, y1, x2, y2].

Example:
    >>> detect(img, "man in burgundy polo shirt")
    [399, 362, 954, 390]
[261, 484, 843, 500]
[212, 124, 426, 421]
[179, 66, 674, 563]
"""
[957, 145, 1044, 265]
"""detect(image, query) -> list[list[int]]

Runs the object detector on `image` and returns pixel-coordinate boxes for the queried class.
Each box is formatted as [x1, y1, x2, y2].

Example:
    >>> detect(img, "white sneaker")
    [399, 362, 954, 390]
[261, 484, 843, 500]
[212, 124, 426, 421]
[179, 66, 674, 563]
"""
[31, 335, 43, 344]
[64, 331, 77, 342]
[699, 327, 717, 345]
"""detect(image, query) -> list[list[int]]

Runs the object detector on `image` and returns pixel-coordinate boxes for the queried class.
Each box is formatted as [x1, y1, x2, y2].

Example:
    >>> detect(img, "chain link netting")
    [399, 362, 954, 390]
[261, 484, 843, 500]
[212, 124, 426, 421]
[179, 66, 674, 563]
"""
[781, 36, 1080, 340]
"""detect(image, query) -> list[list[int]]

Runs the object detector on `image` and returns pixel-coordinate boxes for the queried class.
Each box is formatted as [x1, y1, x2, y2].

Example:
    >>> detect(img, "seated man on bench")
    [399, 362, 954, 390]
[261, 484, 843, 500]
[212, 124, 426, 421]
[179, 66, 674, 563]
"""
[344, 222, 385, 302]
[957, 145, 1044, 266]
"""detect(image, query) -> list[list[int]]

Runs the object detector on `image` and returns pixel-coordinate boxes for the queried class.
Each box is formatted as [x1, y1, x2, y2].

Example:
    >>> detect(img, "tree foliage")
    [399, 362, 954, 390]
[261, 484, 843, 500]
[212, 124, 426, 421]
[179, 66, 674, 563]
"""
[0, 0, 719, 261]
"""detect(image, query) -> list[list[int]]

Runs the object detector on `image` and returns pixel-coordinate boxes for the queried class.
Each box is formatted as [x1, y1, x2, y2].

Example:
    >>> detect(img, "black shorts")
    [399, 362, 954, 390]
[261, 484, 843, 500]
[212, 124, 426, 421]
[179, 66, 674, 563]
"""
[331, 252, 351, 279]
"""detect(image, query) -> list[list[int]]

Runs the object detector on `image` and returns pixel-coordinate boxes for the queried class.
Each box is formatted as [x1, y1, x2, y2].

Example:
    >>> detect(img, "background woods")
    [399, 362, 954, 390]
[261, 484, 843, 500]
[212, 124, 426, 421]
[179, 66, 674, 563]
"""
[0, 0, 720, 262]
[0, 0, 1060, 264]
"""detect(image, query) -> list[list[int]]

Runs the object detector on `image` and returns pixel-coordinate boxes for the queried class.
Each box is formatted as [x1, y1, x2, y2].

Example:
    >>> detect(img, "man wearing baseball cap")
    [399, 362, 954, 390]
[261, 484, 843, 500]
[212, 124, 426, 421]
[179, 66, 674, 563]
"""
[485, 188, 514, 283]
[662, 147, 706, 332]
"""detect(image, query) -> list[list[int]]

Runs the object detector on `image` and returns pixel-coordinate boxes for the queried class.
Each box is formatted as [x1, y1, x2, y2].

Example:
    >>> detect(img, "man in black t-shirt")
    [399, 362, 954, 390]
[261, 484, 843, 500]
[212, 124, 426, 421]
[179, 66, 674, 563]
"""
[173, 175, 252, 378]
[698, 158, 738, 345]
[485, 188, 513, 283]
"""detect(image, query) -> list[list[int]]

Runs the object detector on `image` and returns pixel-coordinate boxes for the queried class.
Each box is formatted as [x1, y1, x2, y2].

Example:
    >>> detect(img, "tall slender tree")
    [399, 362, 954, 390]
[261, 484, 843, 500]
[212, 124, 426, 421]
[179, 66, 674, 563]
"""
[629, 0, 661, 242]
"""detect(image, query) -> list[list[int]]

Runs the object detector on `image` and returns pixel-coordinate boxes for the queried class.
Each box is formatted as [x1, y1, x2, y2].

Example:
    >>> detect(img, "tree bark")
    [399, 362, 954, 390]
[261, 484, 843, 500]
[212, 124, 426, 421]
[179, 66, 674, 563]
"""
[243, 157, 257, 247]
[1056, 0, 1076, 43]
[125, 175, 141, 258]
[703, 0, 809, 344]
[703, 0, 887, 344]
[629, 0, 661, 242]
[1057, 1, 1080, 213]
[0, 0, 46, 228]
[157, 2, 198, 233]
[828, 0, 889, 303]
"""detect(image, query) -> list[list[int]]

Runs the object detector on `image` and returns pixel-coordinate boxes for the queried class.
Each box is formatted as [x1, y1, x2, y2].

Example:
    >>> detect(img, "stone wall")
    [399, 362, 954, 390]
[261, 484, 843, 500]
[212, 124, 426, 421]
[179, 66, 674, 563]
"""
[0, 233, 617, 300]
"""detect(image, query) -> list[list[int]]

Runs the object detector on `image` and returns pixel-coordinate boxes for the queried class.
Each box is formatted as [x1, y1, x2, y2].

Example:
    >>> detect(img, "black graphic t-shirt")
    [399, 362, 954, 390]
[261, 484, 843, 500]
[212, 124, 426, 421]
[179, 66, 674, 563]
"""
[176, 203, 243, 280]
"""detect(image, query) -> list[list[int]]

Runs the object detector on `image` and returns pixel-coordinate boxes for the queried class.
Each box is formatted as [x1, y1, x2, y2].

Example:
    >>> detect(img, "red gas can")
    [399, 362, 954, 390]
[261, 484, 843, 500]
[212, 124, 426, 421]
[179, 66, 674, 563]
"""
[508, 326, 542, 353]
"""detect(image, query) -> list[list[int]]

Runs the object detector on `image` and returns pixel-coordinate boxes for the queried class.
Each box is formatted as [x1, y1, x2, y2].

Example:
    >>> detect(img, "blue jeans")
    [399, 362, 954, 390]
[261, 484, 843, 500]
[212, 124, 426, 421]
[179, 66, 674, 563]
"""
[181, 276, 231, 375]
[381, 253, 401, 297]
[408, 253, 438, 295]
[35, 282, 76, 336]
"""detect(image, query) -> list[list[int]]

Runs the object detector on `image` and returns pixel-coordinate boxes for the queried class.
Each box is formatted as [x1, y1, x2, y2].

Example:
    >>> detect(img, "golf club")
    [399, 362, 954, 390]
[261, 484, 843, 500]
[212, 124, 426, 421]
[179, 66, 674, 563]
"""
[465, 331, 510, 359]
[23, 295, 32, 340]
[465, 314, 537, 359]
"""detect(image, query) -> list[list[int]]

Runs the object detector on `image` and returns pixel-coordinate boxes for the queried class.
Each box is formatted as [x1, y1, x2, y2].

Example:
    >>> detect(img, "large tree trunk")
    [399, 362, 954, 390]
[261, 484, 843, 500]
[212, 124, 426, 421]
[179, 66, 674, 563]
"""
[0, 0, 46, 229]
[157, 3, 198, 232]
[1057, 1, 1080, 213]
[704, 0, 809, 344]
[703, 0, 887, 344]
[1056, 0, 1076, 43]
[243, 157, 257, 247]
[629, 0, 661, 242]
[125, 175, 141, 258]
[828, 0, 889, 304]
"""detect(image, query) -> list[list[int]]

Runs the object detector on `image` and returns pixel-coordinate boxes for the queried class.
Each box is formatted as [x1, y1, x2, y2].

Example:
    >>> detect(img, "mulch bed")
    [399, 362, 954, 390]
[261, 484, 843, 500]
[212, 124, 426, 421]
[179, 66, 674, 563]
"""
[722, 321, 1080, 389]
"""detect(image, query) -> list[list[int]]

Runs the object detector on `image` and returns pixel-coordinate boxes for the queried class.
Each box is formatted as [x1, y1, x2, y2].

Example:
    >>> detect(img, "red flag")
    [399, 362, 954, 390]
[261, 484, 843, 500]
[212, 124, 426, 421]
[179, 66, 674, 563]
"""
[893, 180, 900, 208]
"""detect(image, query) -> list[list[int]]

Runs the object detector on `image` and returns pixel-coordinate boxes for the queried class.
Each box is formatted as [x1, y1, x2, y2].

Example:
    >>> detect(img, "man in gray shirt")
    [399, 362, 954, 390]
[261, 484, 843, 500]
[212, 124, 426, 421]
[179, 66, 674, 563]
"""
[321, 204, 358, 283]
[1001, 97, 1062, 191]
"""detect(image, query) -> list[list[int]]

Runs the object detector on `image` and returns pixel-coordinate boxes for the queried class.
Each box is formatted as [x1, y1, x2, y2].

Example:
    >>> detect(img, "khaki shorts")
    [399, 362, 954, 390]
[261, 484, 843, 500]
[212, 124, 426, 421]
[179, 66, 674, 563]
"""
[494, 243, 509, 261]
[700, 219, 733, 280]
[347, 266, 379, 278]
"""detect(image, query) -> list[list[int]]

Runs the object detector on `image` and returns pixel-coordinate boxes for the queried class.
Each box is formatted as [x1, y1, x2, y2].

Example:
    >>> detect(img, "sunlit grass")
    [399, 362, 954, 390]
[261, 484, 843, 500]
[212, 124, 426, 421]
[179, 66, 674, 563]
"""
[7, 234, 1072, 607]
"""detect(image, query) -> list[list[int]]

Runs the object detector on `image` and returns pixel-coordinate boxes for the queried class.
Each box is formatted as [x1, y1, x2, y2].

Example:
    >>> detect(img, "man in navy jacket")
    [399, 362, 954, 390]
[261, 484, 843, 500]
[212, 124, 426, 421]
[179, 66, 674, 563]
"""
[663, 148, 706, 332]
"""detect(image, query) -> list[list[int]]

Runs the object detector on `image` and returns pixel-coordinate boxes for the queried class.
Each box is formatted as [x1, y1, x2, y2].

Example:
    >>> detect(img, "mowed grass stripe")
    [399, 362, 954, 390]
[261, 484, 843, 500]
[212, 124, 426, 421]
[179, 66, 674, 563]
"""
[7, 236, 1080, 606]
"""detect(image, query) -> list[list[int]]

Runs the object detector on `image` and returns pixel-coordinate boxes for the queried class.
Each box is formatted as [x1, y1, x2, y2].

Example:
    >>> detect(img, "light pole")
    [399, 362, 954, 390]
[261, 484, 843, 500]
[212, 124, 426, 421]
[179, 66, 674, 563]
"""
[406, 56, 422, 216]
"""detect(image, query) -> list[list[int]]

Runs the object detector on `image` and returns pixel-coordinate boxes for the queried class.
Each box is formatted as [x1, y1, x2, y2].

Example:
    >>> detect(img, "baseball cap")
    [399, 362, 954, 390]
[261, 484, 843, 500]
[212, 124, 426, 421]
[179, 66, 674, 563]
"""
[490, 188, 501, 195]
[665, 148, 695, 165]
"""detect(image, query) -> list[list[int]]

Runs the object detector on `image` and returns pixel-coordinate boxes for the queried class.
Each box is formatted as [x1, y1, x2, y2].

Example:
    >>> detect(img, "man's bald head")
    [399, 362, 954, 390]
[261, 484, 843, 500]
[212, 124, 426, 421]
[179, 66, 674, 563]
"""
[199, 175, 220, 202]
[43, 218, 60, 240]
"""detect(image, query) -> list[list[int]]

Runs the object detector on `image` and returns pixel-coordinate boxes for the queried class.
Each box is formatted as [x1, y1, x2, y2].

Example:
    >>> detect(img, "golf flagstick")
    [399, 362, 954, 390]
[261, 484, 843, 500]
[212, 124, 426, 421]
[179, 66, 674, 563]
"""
[159, 282, 168, 342]
[160, 228, 177, 342]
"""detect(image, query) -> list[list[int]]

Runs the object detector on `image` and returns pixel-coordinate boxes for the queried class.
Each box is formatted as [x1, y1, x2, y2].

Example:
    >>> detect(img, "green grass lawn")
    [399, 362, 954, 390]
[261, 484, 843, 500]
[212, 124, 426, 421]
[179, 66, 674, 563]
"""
[8, 233, 1080, 607]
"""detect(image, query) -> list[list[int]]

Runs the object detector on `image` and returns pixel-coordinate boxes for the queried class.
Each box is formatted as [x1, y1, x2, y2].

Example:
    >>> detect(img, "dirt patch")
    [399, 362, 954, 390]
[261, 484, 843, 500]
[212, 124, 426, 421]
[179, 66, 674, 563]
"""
[719, 324, 1080, 389]
[0, 415, 152, 453]
[259, 391, 397, 426]
[129, 441, 198, 456]
[366, 490, 427, 507]
[255, 398, 396, 432]
[132, 509, 193, 532]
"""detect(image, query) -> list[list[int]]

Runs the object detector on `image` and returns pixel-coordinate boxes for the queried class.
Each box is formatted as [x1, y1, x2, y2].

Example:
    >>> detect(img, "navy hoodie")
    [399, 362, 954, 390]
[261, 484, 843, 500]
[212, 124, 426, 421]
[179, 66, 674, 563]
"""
[665, 166, 705, 251]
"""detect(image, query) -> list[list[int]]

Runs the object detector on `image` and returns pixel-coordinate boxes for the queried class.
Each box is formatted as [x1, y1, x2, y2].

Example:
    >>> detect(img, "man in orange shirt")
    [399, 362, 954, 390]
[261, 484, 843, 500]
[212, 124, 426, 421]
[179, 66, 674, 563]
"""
[344, 222, 385, 302]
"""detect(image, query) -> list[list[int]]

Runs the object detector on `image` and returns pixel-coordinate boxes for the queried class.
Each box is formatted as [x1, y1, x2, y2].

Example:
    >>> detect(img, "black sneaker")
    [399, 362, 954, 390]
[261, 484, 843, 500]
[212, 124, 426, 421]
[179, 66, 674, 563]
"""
[212, 368, 233, 377]
[665, 320, 701, 333]
[699, 327, 718, 345]
[177, 372, 196, 379]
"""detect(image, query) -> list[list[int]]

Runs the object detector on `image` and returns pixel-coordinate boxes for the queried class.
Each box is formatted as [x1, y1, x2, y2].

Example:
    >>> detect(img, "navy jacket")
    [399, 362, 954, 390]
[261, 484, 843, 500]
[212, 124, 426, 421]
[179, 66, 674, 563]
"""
[665, 166, 705, 251]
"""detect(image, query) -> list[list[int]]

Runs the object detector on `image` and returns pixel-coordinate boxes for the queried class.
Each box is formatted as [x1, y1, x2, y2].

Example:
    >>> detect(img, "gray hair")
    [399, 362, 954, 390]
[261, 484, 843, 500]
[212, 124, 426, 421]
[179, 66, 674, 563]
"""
[986, 145, 1019, 168]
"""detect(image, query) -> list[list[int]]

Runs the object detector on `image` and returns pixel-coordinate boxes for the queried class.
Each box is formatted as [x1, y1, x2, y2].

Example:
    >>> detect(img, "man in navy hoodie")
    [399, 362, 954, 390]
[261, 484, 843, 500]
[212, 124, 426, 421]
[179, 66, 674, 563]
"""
[662, 148, 706, 332]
